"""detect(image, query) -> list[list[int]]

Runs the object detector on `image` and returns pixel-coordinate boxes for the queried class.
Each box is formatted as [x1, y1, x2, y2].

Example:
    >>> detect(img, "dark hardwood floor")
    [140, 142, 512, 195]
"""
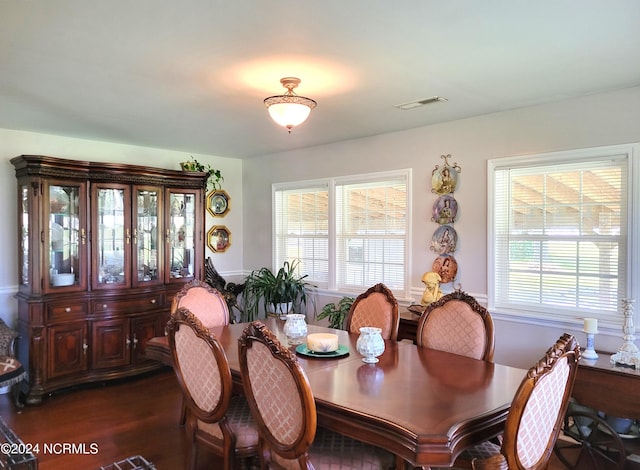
[0, 368, 226, 470]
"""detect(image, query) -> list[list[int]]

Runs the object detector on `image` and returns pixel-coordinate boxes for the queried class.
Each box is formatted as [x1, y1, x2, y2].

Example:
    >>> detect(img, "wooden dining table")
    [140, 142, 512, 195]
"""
[163, 318, 522, 468]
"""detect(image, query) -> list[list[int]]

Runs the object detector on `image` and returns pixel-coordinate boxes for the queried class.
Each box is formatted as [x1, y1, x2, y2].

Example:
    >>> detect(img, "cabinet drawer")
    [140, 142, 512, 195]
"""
[93, 295, 163, 315]
[47, 302, 89, 322]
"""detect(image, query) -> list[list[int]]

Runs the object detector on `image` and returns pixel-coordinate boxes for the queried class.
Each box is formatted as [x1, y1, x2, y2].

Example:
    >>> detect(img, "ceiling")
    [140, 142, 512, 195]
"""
[1, 1, 639, 159]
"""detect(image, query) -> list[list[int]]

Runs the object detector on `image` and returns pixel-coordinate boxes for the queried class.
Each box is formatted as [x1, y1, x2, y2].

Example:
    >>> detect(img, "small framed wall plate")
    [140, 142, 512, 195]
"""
[432, 195, 458, 224]
[207, 190, 230, 217]
[431, 225, 458, 254]
[207, 225, 231, 253]
[431, 154, 461, 195]
[431, 254, 458, 283]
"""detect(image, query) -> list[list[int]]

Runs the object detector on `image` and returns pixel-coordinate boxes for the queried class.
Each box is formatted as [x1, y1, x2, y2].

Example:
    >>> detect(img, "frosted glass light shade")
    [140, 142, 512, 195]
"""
[263, 77, 317, 132]
[267, 102, 312, 128]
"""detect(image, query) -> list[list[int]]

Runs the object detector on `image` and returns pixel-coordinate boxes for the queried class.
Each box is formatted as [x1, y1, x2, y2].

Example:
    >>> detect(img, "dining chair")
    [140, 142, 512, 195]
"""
[167, 307, 258, 470]
[171, 278, 230, 327]
[146, 280, 231, 367]
[457, 333, 581, 470]
[415, 289, 495, 361]
[345, 283, 399, 340]
[0, 318, 26, 408]
[151, 279, 232, 425]
[238, 321, 395, 469]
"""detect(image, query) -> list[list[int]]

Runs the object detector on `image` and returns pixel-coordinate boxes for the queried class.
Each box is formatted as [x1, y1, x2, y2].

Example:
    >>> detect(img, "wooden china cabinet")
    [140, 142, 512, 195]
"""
[11, 155, 206, 404]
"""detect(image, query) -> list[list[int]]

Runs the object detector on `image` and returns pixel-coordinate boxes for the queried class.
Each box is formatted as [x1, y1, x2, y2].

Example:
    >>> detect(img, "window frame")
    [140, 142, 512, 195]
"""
[487, 143, 639, 328]
[272, 169, 412, 300]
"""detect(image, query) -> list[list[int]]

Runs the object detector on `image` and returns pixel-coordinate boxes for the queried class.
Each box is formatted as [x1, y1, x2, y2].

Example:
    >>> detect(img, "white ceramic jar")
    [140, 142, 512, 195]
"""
[283, 313, 307, 345]
[356, 326, 385, 363]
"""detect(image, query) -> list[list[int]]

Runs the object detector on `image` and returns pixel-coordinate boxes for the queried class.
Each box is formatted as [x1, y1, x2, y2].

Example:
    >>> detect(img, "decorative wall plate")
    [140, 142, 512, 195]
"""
[207, 190, 230, 217]
[432, 195, 458, 224]
[431, 225, 458, 254]
[207, 225, 231, 253]
[431, 254, 458, 283]
[431, 154, 461, 195]
[431, 166, 458, 195]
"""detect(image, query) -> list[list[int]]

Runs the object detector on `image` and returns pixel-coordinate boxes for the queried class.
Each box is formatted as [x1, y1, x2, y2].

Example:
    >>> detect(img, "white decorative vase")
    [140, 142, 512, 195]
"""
[356, 327, 385, 363]
[283, 314, 307, 345]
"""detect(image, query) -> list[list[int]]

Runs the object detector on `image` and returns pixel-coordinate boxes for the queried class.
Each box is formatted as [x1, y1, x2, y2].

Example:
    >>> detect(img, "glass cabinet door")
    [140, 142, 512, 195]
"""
[46, 182, 87, 291]
[93, 184, 131, 288]
[19, 185, 29, 287]
[166, 190, 200, 282]
[133, 186, 162, 287]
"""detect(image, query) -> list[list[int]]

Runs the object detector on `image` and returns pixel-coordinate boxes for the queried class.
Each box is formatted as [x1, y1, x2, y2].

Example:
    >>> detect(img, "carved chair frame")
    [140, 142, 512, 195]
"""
[345, 283, 399, 341]
[238, 321, 317, 467]
[416, 289, 495, 361]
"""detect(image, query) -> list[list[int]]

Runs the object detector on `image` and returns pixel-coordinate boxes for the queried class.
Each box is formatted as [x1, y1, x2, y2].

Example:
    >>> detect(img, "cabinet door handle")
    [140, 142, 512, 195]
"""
[126, 337, 131, 347]
[65, 307, 71, 313]
[102, 304, 108, 309]
[150, 299, 156, 304]
[83, 341, 88, 354]
[133, 228, 137, 245]
[166, 228, 171, 244]
[125, 228, 131, 245]
[81, 228, 87, 245]
[133, 334, 138, 349]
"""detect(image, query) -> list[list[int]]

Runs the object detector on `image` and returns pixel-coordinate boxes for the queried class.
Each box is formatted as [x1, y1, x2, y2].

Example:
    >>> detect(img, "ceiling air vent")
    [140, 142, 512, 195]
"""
[394, 96, 448, 110]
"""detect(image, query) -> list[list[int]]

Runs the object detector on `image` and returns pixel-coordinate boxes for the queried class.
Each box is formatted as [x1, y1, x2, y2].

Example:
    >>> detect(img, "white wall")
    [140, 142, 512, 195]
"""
[0, 129, 244, 326]
[243, 86, 640, 368]
[2, 86, 639, 369]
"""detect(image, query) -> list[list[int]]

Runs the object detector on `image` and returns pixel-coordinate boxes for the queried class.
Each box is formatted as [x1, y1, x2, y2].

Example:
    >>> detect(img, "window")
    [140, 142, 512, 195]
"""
[489, 144, 638, 324]
[274, 182, 329, 285]
[274, 170, 411, 298]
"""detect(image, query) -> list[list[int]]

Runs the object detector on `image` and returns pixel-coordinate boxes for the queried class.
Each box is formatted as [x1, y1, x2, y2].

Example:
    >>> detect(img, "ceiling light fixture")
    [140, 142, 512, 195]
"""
[264, 77, 317, 133]
[394, 96, 448, 110]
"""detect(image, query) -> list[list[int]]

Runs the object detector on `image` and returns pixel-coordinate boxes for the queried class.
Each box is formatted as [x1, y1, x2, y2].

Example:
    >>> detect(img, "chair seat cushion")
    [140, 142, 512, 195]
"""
[145, 336, 173, 366]
[271, 426, 395, 469]
[458, 439, 501, 461]
[198, 394, 259, 450]
[0, 356, 26, 387]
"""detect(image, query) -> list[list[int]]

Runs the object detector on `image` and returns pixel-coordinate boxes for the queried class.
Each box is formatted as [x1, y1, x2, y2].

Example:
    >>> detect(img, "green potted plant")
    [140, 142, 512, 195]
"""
[242, 260, 313, 322]
[180, 155, 224, 191]
[316, 296, 354, 330]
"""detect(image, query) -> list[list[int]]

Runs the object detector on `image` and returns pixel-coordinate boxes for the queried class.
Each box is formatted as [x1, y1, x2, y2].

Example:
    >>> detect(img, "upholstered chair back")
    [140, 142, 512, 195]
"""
[169, 308, 229, 420]
[239, 321, 316, 465]
[238, 321, 395, 469]
[468, 334, 581, 470]
[167, 307, 258, 470]
[172, 279, 229, 328]
[345, 283, 399, 340]
[502, 334, 580, 469]
[416, 290, 495, 361]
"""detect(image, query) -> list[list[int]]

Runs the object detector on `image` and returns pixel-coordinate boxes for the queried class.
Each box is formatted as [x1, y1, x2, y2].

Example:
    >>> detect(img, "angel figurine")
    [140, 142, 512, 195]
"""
[421, 271, 443, 306]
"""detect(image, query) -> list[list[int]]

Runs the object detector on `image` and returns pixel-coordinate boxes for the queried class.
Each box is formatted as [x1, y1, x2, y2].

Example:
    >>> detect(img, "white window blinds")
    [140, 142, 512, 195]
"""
[274, 183, 329, 287]
[490, 147, 632, 319]
[274, 170, 410, 297]
[335, 177, 408, 295]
